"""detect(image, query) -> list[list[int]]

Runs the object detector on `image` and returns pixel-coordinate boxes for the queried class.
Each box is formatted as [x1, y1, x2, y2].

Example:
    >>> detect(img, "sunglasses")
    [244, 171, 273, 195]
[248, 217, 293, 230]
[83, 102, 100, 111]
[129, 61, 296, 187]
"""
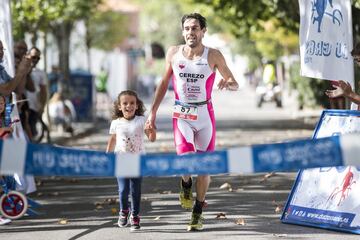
[31, 56, 40, 60]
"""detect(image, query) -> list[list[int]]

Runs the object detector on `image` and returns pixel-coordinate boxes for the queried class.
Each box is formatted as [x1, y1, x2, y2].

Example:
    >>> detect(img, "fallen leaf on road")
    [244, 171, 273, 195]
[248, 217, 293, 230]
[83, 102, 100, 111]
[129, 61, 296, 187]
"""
[215, 213, 227, 219]
[95, 205, 104, 210]
[111, 208, 118, 215]
[219, 182, 232, 190]
[58, 218, 68, 225]
[273, 234, 287, 238]
[162, 190, 172, 194]
[104, 198, 117, 205]
[36, 192, 44, 197]
[50, 192, 60, 196]
[235, 218, 245, 225]
[275, 205, 283, 213]
[154, 216, 161, 220]
[259, 172, 277, 183]
[36, 180, 43, 186]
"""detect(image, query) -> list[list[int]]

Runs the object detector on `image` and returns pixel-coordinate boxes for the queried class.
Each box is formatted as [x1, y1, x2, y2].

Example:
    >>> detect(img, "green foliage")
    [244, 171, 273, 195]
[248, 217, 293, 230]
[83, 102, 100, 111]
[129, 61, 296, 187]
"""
[289, 62, 329, 109]
[11, 0, 62, 40]
[87, 11, 129, 51]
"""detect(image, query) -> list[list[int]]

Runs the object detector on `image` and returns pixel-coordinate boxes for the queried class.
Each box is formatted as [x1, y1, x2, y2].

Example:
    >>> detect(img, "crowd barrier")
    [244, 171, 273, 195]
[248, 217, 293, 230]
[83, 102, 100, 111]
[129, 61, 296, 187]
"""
[1, 133, 359, 177]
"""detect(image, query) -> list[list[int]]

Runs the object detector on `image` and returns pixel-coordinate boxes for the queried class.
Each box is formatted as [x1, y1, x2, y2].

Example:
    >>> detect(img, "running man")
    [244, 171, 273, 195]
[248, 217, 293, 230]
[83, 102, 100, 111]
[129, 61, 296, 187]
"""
[145, 13, 238, 231]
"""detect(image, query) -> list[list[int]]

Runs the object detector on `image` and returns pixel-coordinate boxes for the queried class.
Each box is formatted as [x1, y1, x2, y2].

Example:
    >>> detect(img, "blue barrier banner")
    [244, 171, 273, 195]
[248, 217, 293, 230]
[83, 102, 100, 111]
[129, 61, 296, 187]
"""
[25, 143, 116, 177]
[141, 151, 228, 176]
[252, 136, 343, 172]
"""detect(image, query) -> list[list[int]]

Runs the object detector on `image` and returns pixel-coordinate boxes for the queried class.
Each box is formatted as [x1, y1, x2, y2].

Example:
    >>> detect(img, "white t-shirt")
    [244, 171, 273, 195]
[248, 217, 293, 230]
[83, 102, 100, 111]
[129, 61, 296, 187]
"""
[27, 68, 47, 111]
[109, 115, 146, 153]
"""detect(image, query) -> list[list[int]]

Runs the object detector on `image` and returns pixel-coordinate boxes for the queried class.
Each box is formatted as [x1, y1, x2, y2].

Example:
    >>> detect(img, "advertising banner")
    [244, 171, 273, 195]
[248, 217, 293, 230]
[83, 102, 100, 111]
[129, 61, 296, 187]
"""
[282, 110, 360, 234]
[298, 0, 354, 86]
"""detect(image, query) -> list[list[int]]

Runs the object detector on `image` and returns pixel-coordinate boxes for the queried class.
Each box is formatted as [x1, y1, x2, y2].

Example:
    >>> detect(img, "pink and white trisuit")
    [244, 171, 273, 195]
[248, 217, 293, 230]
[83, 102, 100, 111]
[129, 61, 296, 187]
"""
[171, 45, 216, 154]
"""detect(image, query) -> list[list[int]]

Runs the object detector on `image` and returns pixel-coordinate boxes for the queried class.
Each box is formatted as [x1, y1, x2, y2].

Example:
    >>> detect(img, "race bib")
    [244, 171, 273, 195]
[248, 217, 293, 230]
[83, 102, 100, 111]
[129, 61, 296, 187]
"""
[173, 102, 198, 121]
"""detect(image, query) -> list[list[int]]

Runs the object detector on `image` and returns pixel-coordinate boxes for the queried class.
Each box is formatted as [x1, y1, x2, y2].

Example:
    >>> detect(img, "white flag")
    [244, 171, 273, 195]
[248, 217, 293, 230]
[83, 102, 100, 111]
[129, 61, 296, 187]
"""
[299, 0, 354, 86]
[0, 0, 14, 77]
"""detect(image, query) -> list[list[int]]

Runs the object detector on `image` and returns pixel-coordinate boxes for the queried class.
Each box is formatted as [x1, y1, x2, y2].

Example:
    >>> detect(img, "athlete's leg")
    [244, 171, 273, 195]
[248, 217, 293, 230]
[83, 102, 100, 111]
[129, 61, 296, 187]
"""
[193, 103, 215, 202]
[173, 117, 196, 209]
[187, 103, 216, 231]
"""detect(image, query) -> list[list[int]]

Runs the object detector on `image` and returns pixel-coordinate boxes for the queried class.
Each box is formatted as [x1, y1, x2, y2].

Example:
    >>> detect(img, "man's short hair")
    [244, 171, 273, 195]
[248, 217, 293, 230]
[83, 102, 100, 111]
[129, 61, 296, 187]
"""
[181, 13, 207, 29]
[351, 42, 360, 57]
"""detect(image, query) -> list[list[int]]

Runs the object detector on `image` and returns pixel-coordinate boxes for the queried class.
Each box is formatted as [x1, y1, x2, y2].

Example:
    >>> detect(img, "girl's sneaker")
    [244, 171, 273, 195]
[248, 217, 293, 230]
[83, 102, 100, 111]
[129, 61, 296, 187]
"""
[0, 216, 11, 225]
[117, 210, 130, 227]
[130, 215, 141, 231]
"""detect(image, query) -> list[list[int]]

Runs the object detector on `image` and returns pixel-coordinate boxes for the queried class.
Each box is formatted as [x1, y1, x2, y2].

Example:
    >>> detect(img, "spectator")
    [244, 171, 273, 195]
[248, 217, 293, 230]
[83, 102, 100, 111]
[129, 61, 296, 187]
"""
[26, 47, 47, 138]
[48, 92, 75, 134]
[48, 65, 62, 97]
[326, 42, 360, 108]
[0, 40, 31, 96]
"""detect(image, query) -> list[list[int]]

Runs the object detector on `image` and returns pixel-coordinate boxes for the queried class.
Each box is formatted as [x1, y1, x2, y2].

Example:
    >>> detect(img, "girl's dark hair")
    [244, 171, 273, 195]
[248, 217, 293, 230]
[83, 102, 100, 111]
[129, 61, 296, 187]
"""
[181, 13, 207, 29]
[112, 90, 145, 119]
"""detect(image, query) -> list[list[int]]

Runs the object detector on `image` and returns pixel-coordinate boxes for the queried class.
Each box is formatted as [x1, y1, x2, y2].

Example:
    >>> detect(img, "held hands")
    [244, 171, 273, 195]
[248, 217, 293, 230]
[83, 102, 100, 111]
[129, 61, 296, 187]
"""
[145, 112, 157, 142]
[325, 80, 352, 98]
[217, 78, 239, 91]
[145, 128, 156, 142]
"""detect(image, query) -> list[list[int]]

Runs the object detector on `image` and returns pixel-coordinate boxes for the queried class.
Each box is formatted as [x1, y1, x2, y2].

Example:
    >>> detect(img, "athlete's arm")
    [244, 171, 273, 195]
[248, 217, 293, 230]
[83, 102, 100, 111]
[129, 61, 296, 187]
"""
[145, 46, 178, 130]
[209, 49, 239, 91]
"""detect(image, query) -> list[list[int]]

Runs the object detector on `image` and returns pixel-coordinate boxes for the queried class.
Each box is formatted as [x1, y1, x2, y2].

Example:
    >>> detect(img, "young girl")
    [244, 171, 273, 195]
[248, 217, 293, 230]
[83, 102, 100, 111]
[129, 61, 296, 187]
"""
[106, 90, 156, 231]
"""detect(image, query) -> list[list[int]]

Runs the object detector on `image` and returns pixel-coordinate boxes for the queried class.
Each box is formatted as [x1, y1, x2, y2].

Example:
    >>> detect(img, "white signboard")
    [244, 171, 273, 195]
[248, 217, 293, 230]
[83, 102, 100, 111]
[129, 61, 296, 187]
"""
[299, 0, 354, 86]
[282, 110, 360, 234]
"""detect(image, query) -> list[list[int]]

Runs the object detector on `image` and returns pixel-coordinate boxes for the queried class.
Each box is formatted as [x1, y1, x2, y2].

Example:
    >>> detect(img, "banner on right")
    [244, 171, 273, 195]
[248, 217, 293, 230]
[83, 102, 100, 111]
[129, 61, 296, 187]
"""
[298, 0, 354, 86]
[282, 110, 360, 234]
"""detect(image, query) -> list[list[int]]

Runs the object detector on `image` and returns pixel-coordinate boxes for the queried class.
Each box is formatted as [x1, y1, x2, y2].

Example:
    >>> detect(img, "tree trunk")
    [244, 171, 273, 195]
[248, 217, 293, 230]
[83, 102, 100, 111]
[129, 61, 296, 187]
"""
[52, 21, 73, 95]
[85, 20, 92, 72]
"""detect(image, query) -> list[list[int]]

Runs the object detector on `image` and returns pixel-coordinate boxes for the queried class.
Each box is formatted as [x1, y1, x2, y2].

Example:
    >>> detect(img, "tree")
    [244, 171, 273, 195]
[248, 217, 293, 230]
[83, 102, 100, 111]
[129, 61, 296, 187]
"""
[12, 0, 102, 93]
[48, 0, 102, 92]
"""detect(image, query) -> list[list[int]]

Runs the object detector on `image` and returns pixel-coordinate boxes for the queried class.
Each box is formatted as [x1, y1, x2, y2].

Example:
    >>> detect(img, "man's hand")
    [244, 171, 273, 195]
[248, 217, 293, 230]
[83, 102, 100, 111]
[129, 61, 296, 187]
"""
[325, 80, 352, 98]
[145, 112, 157, 132]
[145, 128, 156, 142]
[217, 78, 239, 91]
[17, 55, 32, 74]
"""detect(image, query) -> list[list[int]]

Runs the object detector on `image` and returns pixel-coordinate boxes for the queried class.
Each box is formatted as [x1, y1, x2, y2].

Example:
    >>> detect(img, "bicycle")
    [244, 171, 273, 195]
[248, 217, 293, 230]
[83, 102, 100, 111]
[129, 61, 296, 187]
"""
[0, 119, 29, 219]
[0, 176, 28, 219]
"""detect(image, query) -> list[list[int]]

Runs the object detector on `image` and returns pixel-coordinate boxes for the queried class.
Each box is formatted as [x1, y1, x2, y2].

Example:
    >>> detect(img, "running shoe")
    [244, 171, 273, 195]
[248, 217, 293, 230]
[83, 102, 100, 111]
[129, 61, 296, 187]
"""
[179, 179, 193, 210]
[130, 215, 141, 231]
[187, 212, 204, 231]
[0, 216, 11, 225]
[117, 209, 130, 227]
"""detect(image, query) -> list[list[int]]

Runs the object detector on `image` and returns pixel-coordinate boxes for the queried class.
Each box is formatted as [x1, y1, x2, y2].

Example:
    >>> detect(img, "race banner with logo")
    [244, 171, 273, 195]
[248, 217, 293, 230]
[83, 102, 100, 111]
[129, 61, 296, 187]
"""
[282, 110, 360, 234]
[298, 0, 354, 86]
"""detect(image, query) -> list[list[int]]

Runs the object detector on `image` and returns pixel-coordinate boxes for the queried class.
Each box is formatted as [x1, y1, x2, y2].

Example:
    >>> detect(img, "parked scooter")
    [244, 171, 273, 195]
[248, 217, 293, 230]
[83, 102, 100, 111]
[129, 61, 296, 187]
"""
[255, 84, 282, 108]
